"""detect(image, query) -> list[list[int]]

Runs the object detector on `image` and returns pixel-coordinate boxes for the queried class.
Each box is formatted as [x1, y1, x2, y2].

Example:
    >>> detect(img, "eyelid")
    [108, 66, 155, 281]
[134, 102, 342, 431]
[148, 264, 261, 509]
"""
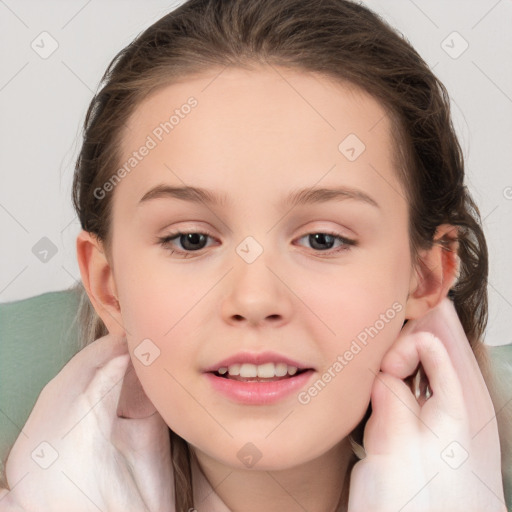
[157, 225, 357, 258]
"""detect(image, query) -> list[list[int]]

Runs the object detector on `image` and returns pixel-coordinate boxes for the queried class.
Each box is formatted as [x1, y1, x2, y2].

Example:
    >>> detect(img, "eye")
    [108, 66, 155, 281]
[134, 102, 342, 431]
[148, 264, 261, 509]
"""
[157, 231, 216, 258]
[157, 229, 356, 258]
[294, 231, 356, 254]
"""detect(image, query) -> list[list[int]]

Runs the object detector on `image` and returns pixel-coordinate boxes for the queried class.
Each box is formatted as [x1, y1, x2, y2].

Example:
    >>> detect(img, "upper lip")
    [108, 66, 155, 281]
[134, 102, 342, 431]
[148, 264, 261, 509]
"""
[203, 351, 314, 373]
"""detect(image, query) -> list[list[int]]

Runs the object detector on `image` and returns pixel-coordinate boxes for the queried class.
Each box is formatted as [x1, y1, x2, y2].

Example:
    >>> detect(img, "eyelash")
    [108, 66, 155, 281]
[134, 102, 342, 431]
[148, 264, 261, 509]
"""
[157, 229, 357, 258]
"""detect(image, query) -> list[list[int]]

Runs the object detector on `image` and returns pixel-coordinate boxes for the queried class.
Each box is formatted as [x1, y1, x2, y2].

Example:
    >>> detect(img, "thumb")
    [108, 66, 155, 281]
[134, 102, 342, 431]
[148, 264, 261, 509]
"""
[116, 357, 158, 419]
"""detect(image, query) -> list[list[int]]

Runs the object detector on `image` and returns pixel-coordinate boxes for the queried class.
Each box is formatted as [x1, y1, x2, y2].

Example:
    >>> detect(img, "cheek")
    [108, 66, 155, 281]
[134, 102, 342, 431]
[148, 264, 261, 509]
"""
[296, 247, 409, 405]
[297, 292, 406, 443]
[113, 263, 204, 423]
[126, 327, 201, 435]
[297, 252, 409, 353]
[114, 249, 204, 344]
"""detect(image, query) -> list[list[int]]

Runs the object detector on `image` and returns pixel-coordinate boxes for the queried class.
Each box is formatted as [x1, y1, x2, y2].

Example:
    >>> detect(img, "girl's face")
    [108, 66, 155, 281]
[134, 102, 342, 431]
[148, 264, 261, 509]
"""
[108, 65, 416, 470]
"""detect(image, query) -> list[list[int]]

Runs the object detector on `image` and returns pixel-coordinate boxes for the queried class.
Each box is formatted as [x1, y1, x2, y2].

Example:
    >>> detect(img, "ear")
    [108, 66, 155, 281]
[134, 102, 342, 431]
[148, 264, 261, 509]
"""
[76, 230, 125, 337]
[404, 224, 460, 320]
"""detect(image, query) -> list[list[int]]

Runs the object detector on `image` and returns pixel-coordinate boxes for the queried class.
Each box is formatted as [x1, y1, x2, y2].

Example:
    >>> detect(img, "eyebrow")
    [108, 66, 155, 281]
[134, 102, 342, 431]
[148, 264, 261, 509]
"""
[138, 184, 380, 209]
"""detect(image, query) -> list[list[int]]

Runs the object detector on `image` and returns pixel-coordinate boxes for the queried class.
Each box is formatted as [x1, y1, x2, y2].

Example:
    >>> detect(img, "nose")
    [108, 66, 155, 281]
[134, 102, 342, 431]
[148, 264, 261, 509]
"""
[220, 249, 293, 328]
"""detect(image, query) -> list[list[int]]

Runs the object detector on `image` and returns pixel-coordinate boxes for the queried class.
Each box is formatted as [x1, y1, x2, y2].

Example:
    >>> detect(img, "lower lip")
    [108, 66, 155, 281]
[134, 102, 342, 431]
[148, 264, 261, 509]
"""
[204, 370, 315, 405]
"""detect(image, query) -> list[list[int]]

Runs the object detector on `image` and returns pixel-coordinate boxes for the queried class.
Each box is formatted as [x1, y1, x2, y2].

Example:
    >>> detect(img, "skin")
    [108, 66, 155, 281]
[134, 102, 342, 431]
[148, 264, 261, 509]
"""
[76, 65, 458, 512]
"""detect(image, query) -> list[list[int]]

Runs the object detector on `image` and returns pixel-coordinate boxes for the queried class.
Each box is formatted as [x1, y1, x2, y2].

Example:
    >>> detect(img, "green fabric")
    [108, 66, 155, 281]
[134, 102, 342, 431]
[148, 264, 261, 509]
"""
[489, 343, 512, 511]
[0, 289, 510, 509]
[0, 287, 82, 475]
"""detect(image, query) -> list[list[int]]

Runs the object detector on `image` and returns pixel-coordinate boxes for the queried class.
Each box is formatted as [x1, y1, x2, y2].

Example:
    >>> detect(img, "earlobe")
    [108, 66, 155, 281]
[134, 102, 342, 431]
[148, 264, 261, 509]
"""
[76, 230, 125, 337]
[404, 224, 459, 320]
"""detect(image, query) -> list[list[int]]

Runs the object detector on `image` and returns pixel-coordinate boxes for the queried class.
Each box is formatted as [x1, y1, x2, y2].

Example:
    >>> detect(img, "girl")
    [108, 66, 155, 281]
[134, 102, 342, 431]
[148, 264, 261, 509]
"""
[1, 0, 509, 510]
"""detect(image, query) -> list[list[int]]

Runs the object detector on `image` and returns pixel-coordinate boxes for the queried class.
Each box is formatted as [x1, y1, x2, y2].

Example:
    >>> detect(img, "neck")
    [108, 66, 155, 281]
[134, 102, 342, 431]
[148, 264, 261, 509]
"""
[191, 437, 354, 512]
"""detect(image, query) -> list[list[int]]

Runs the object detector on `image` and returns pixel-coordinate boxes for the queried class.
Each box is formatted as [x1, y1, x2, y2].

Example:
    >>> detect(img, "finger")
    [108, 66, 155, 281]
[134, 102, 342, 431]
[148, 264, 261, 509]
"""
[382, 330, 464, 415]
[363, 370, 420, 455]
[366, 333, 467, 456]
[380, 328, 418, 379]
[406, 298, 482, 386]
[415, 332, 466, 419]
[388, 298, 493, 429]
[117, 358, 158, 419]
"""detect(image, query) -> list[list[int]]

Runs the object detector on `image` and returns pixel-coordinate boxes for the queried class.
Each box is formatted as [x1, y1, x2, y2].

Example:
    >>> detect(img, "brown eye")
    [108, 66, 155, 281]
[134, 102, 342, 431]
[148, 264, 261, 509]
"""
[295, 232, 356, 253]
[158, 231, 215, 257]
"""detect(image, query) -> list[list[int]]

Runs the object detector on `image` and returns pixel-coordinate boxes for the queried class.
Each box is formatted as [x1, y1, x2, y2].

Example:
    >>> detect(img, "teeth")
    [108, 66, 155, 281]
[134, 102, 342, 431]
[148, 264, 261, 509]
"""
[275, 363, 288, 377]
[240, 364, 258, 378]
[257, 363, 274, 378]
[218, 362, 302, 378]
[228, 364, 240, 376]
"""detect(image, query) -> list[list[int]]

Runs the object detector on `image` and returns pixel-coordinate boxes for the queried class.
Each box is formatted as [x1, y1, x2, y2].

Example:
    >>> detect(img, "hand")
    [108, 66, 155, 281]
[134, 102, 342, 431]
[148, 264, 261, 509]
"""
[347, 297, 506, 512]
[1, 333, 173, 512]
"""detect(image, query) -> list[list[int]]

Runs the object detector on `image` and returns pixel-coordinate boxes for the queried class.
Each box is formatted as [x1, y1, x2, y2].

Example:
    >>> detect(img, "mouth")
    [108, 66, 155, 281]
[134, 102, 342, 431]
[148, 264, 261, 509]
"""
[205, 364, 316, 405]
[209, 362, 313, 382]
[203, 352, 316, 404]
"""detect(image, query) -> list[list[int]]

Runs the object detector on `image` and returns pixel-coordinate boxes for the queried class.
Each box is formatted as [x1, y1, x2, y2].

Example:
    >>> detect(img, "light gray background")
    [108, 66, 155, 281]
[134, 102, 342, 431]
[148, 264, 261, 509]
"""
[0, 1, 511, 346]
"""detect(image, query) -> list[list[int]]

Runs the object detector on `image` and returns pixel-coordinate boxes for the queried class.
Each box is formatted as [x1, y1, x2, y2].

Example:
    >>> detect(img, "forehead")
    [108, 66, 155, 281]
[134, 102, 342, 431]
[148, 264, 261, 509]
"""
[122, 65, 391, 145]
[114, 65, 402, 214]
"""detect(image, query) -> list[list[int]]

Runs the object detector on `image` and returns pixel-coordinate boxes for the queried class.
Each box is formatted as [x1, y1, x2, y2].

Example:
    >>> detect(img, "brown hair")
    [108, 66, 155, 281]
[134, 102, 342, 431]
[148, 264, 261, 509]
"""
[70, 0, 505, 510]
